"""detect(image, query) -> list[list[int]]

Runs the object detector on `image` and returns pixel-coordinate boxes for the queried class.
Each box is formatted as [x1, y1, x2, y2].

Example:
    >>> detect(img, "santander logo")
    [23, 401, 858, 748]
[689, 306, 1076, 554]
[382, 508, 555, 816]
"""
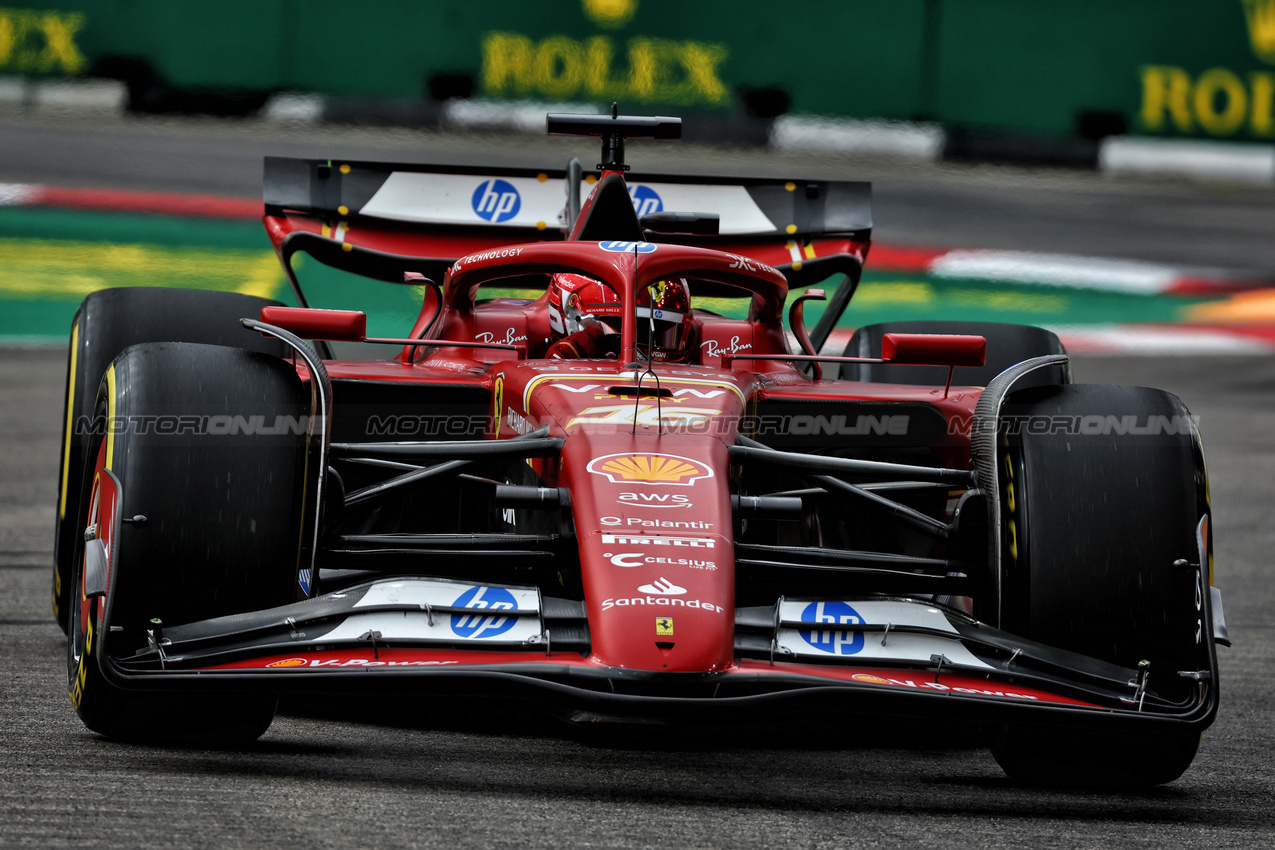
[637, 577, 687, 596]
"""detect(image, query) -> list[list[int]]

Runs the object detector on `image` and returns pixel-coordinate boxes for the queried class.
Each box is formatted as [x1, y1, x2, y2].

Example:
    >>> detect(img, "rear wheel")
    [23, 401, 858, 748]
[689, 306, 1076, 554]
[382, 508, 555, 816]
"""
[992, 383, 1208, 787]
[68, 342, 308, 743]
[54, 288, 286, 633]
[839, 320, 1070, 386]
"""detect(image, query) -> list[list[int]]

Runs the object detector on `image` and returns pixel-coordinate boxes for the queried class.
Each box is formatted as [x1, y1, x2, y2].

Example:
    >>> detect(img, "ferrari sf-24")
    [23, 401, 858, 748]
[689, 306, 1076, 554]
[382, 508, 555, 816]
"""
[53, 111, 1228, 787]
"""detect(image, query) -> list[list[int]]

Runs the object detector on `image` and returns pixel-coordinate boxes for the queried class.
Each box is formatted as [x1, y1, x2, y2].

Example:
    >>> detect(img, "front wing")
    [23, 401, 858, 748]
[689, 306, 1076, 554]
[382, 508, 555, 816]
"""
[94, 573, 1222, 734]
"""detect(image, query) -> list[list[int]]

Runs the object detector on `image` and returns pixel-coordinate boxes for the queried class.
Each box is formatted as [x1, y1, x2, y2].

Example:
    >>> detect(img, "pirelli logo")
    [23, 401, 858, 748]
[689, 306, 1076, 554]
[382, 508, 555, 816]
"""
[600, 534, 715, 548]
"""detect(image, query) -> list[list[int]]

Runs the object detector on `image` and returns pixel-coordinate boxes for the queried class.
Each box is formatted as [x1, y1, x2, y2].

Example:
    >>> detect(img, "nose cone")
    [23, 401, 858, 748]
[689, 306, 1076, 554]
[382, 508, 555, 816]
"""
[563, 436, 735, 672]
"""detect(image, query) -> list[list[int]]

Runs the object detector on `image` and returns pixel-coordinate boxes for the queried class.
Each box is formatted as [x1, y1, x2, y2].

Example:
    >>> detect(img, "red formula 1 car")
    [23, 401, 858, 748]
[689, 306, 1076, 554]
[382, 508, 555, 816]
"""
[54, 112, 1227, 787]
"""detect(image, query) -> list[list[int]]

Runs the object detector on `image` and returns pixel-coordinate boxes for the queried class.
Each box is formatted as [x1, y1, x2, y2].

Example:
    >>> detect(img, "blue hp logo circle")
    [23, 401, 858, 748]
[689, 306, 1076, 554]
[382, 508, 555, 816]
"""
[798, 601, 865, 655]
[599, 241, 657, 253]
[451, 585, 518, 638]
[472, 179, 521, 223]
[628, 184, 663, 216]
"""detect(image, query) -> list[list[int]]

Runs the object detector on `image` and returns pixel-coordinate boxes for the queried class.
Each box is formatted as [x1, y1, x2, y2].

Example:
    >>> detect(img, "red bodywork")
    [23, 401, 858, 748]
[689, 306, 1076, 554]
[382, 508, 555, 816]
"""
[75, 142, 1220, 737]
[238, 165, 1035, 700]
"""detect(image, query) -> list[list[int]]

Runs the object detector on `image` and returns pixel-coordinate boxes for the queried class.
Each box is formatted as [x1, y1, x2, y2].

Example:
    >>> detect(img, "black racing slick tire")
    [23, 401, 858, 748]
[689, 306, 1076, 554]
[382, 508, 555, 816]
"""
[53, 287, 287, 633]
[992, 383, 1210, 787]
[67, 342, 308, 743]
[839, 320, 1070, 386]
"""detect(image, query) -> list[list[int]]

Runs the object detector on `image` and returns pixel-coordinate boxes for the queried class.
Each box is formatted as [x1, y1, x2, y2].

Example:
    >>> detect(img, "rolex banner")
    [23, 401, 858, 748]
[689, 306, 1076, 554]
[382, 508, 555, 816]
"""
[1, 0, 1271, 143]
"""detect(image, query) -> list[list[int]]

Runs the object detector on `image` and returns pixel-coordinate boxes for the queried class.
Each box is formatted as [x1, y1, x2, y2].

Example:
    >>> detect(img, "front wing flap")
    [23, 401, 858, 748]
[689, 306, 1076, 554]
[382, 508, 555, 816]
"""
[94, 576, 1220, 734]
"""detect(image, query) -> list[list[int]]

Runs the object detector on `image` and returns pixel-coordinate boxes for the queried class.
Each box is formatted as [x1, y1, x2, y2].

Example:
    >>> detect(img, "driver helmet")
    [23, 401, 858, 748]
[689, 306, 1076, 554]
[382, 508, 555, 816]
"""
[636, 278, 693, 363]
[547, 273, 623, 340]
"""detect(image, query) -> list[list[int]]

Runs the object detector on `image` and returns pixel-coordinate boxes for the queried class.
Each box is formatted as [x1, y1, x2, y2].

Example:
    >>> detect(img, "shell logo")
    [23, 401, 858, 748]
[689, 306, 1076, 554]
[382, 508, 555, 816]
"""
[267, 658, 308, 668]
[851, 673, 891, 685]
[587, 453, 714, 486]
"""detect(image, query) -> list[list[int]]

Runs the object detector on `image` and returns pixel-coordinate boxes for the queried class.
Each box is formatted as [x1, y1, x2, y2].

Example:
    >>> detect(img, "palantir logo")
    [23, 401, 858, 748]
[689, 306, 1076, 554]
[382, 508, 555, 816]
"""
[798, 601, 865, 655]
[450, 585, 518, 638]
[471, 179, 521, 222]
[628, 185, 663, 216]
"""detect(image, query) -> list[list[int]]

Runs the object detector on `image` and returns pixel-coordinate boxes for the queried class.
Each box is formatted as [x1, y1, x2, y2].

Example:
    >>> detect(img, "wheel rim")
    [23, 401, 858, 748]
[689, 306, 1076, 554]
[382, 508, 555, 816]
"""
[68, 433, 112, 704]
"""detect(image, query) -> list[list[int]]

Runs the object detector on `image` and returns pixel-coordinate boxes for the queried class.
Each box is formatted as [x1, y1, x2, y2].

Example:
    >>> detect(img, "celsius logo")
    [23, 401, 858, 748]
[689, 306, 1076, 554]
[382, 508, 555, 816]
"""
[628, 185, 663, 216]
[450, 585, 518, 638]
[599, 240, 657, 253]
[637, 577, 686, 595]
[472, 179, 521, 222]
[604, 552, 718, 570]
[799, 600, 865, 655]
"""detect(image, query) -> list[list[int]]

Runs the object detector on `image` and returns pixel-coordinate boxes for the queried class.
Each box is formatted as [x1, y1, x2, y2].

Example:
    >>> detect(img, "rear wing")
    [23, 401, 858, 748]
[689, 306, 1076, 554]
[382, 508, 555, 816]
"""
[262, 157, 872, 350]
[264, 157, 871, 238]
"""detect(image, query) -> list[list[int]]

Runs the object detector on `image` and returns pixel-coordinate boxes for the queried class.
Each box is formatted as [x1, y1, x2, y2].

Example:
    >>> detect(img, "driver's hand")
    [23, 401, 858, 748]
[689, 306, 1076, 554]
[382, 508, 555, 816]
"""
[547, 323, 611, 359]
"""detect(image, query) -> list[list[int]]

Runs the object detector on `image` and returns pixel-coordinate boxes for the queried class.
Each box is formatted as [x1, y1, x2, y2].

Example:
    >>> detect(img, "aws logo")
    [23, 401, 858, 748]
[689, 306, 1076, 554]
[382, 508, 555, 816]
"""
[587, 452, 713, 486]
[1244, 0, 1275, 64]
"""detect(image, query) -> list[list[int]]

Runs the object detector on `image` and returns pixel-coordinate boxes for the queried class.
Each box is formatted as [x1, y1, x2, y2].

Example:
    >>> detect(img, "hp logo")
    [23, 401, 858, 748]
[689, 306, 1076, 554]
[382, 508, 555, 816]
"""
[450, 585, 518, 639]
[599, 241, 657, 253]
[798, 601, 865, 655]
[471, 179, 521, 223]
[628, 185, 663, 217]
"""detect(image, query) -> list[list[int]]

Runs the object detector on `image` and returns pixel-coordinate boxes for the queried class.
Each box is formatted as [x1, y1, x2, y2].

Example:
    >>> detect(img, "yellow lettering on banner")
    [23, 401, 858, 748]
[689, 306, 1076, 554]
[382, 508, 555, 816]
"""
[0, 14, 13, 65]
[1140, 65, 1194, 132]
[680, 42, 728, 103]
[627, 36, 659, 99]
[482, 31, 728, 107]
[1194, 67, 1248, 134]
[584, 35, 621, 97]
[535, 36, 586, 99]
[1139, 64, 1275, 138]
[0, 9, 85, 73]
[482, 32, 535, 96]
[38, 11, 85, 73]
[1251, 71, 1274, 134]
[1242, 0, 1275, 64]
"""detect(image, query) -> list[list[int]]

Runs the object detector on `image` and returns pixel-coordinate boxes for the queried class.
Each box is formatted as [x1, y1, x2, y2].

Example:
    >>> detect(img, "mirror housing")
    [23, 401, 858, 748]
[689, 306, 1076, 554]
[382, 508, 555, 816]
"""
[259, 306, 367, 341]
[881, 333, 987, 367]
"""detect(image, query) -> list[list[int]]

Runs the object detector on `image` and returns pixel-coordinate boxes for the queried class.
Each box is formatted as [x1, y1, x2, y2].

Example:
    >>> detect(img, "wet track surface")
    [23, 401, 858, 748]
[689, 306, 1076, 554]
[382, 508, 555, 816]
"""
[1, 115, 1274, 847]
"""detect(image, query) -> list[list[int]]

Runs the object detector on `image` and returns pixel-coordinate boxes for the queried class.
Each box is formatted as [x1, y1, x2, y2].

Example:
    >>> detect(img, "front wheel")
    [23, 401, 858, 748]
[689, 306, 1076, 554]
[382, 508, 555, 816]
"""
[991, 383, 1212, 787]
[54, 287, 286, 633]
[68, 342, 308, 743]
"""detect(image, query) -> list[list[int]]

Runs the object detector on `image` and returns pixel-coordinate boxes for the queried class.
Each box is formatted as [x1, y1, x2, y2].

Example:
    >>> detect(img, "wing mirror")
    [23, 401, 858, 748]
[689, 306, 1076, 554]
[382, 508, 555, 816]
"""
[259, 306, 367, 341]
[881, 333, 987, 367]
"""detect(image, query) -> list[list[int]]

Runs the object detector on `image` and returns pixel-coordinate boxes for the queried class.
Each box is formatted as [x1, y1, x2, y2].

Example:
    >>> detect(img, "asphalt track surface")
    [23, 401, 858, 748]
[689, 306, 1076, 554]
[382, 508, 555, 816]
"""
[1, 113, 1274, 848]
